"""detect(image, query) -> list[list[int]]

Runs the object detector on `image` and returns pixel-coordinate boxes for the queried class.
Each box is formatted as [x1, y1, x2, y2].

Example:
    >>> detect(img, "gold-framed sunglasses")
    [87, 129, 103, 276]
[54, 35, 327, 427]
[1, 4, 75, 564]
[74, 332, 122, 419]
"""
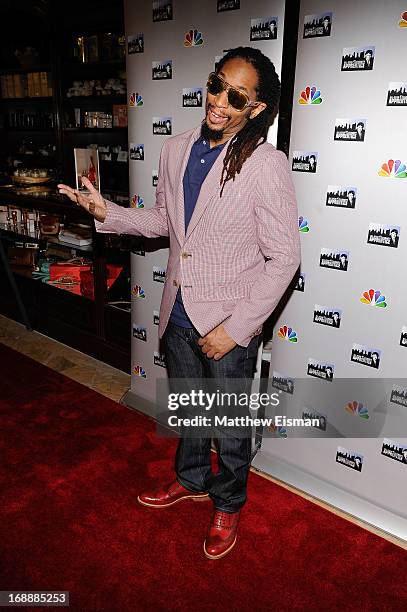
[206, 72, 261, 112]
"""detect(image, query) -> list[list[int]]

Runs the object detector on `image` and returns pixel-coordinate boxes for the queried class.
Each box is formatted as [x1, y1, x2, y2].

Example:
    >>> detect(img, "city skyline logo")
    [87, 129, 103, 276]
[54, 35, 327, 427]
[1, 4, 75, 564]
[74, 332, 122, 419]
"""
[345, 401, 369, 420]
[400, 326, 407, 347]
[127, 34, 144, 55]
[360, 289, 387, 308]
[320, 249, 349, 271]
[277, 325, 298, 342]
[182, 88, 203, 107]
[129, 143, 144, 161]
[351, 343, 381, 369]
[292, 151, 318, 173]
[313, 305, 342, 328]
[298, 86, 323, 105]
[336, 447, 363, 472]
[152, 60, 172, 80]
[153, 117, 172, 135]
[133, 365, 147, 378]
[326, 186, 357, 209]
[387, 82, 407, 106]
[294, 273, 305, 292]
[398, 11, 407, 27]
[132, 284, 146, 299]
[133, 325, 147, 342]
[152, 170, 158, 187]
[153, 266, 166, 283]
[303, 12, 332, 38]
[271, 372, 295, 394]
[381, 439, 407, 465]
[217, 0, 240, 12]
[341, 46, 375, 71]
[302, 407, 327, 431]
[250, 17, 278, 41]
[152, 0, 173, 22]
[153, 310, 160, 326]
[184, 29, 204, 47]
[334, 118, 366, 142]
[131, 194, 144, 208]
[299, 216, 310, 232]
[367, 223, 400, 248]
[307, 358, 335, 382]
[154, 351, 167, 368]
[129, 92, 143, 107]
[378, 159, 407, 178]
[390, 384, 407, 407]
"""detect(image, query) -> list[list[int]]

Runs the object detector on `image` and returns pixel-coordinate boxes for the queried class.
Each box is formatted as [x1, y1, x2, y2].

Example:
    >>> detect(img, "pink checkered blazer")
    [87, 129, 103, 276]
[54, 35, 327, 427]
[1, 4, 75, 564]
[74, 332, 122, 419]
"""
[95, 125, 300, 347]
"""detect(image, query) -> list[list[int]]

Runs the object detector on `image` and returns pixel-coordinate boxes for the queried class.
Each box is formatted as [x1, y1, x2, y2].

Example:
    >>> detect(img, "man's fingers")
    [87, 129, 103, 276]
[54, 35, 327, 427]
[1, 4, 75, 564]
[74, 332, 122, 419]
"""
[81, 176, 98, 193]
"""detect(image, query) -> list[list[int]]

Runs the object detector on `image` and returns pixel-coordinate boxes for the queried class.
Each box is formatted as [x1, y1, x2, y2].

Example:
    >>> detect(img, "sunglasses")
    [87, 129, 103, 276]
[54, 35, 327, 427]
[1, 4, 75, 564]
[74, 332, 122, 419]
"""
[206, 72, 261, 112]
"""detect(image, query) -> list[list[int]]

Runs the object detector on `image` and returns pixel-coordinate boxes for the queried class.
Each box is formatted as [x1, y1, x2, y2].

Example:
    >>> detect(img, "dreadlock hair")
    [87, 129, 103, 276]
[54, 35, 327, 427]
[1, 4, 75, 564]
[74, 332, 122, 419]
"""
[215, 47, 281, 197]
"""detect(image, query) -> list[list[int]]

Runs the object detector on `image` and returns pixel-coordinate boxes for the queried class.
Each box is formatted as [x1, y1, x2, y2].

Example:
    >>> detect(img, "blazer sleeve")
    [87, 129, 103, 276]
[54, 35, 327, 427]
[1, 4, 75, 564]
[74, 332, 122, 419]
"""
[222, 149, 301, 347]
[94, 140, 169, 238]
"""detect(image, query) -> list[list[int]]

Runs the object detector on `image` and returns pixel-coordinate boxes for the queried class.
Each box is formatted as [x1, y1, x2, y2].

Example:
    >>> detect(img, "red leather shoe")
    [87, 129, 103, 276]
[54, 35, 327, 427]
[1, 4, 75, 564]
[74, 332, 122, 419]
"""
[204, 510, 240, 559]
[137, 480, 209, 507]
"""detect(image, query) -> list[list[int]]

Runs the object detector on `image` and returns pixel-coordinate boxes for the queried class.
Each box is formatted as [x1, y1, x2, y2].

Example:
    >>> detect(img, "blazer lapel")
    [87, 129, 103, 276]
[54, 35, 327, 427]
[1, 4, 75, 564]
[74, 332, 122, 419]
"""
[185, 142, 229, 241]
[172, 126, 201, 244]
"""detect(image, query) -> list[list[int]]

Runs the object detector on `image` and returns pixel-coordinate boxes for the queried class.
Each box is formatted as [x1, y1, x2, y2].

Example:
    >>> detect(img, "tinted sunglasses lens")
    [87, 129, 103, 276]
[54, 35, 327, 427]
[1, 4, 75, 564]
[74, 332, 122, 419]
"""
[207, 74, 223, 95]
[227, 89, 246, 111]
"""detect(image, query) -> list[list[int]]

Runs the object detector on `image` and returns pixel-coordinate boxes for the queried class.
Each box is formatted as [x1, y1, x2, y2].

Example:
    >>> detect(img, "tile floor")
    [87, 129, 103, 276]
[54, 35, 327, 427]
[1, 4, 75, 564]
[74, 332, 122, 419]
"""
[0, 313, 405, 551]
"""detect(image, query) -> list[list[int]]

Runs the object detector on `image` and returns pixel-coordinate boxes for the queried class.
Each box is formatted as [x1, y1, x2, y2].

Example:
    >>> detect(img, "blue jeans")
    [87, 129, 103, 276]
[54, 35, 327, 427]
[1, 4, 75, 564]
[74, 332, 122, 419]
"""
[163, 321, 260, 513]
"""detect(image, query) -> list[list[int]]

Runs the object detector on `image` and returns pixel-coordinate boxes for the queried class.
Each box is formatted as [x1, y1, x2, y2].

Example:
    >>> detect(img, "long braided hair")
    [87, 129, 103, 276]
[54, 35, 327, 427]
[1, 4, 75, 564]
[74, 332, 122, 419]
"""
[216, 47, 281, 197]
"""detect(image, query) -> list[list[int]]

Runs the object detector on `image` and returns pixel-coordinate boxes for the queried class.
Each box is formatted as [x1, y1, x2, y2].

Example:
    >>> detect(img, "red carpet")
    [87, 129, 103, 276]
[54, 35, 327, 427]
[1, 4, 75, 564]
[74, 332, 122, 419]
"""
[1, 343, 406, 611]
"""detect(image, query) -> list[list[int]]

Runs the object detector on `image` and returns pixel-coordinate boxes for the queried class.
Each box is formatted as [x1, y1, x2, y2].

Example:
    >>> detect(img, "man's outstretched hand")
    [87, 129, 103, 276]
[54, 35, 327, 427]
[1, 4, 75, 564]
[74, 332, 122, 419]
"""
[57, 176, 107, 222]
[198, 324, 237, 360]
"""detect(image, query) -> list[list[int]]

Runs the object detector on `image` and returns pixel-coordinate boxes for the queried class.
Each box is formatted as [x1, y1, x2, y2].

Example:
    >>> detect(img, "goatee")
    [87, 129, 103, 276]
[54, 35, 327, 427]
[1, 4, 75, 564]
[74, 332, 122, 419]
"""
[201, 120, 224, 143]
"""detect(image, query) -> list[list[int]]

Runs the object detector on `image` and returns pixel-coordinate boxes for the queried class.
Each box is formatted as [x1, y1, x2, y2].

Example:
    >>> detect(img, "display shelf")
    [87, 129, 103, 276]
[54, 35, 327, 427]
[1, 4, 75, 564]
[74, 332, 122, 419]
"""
[62, 127, 127, 133]
[0, 65, 51, 76]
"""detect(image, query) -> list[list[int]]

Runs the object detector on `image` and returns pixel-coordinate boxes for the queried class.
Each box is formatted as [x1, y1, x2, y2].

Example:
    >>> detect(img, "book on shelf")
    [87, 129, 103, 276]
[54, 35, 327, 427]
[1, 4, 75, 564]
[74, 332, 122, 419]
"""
[58, 226, 93, 246]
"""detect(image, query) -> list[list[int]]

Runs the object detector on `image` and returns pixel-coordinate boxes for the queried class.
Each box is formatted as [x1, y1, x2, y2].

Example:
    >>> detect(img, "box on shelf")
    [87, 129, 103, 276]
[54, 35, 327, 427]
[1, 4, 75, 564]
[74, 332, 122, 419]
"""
[113, 104, 127, 127]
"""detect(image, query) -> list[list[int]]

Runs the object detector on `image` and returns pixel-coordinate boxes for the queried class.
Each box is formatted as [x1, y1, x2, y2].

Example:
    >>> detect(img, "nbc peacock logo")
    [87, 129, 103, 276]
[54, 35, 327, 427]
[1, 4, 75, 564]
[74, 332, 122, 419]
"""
[184, 29, 204, 47]
[133, 365, 147, 378]
[298, 86, 323, 105]
[345, 401, 369, 420]
[398, 11, 407, 27]
[131, 194, 144, 208]
[378, 159, 407, 178]
[129, 92, 143, 107]
[299, 216, 310, 232]
[132, 284, 146, 299]
[277, 325, 298, 342]
[360, 289, 387, 308]
[269, 423, 288, 438]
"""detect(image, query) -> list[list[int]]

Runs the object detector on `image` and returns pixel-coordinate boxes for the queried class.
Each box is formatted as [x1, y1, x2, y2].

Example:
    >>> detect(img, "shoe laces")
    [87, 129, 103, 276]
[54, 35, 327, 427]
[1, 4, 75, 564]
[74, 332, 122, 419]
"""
[213, 511, 237, 530]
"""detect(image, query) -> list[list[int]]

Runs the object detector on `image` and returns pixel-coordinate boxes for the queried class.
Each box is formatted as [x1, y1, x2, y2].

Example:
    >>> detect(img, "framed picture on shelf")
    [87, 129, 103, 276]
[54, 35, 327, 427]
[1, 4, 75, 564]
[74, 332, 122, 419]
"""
[74, 148, 100, 191]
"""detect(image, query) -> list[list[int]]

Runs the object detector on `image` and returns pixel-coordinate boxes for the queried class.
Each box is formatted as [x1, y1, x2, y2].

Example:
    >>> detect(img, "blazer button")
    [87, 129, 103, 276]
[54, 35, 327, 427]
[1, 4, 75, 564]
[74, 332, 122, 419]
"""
[181, 252, 191, 259]
[173, 280, 178, 287]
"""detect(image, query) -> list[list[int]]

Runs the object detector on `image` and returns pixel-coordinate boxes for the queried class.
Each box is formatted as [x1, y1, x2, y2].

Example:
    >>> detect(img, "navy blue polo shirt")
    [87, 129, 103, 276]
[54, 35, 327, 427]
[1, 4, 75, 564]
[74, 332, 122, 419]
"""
[169, 136, 226, 327]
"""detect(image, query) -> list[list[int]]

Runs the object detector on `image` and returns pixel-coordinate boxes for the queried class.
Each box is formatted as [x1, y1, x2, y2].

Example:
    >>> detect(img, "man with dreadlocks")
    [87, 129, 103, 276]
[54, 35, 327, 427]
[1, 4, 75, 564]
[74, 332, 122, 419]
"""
[58, 47, 300, 559]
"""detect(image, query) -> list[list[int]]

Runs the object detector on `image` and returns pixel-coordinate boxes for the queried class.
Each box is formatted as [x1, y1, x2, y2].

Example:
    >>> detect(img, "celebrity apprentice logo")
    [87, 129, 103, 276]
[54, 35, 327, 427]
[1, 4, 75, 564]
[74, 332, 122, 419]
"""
[345, 401, 369, 420]
[152, 0, 173, 22]
[350, 344, 381, 369]
[152, 170, 158, 187]
[153, 310, 160, 326]
[153, 266, 166, 283]
[307, 358, 334, 382]
[133, 325, 147, 342]
[152, 60, 172, 80]
[334, 119, 366, 141]
[400, 326, 407, 347]
[360, 289, 387, 308]
[153, 117, 172, 135]
[326, 186, 357, 208]
[292, 152, 318, 173]
[381, 439, 407, 465]
[184, 29, 204, 47]
[128, 34, 144, 54]
[272, 372, 295, 394]
[303, 12, 332, 38]
[313, 305, 342, 328]
[341, 46, 375, 71]
[217, 0, 240, 12]
[390, 384, 407, 407]
[336, 447, 363, 472]
[133, 365, 147, 378]
[387, 82, 407, 106]
[277, 325, 298, 343]
[250, 17, 278, 41]
[154, 351, 167, 368]
[367, 223, 400, 248]
[320, 249, 349, 271]
[294, 273, 305, 292]
[182, 88, 203, 107]
[302, 407, 327, 431]
[298, 86, 323, 105]
[130, 143, 144, 161]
